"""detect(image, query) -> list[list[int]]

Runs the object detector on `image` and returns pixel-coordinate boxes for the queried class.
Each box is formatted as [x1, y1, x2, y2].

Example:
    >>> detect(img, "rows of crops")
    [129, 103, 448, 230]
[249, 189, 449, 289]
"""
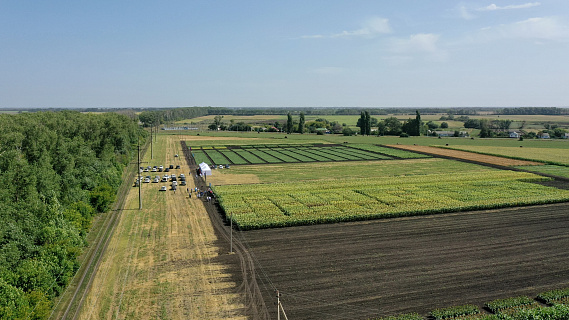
[214, 171, 569, 230]
[349, 144, 431, 159]
[189, 144, 427, 165]
[377, 288, 569, 320]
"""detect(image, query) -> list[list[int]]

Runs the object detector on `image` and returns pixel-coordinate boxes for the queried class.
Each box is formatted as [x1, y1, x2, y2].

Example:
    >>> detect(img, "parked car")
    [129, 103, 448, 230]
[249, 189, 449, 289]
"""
[159, 165, 164, 171]
[169, 165, 174, 169]
[161, 176, 168, 182]
[151, 167, 157, 172]
[172, 181, 178, 187]
[160, 186, 167, 191]
[153, 178, 159, 183]
[180, 180, 186, 186]
[144, 178, 151, 183]
[218, 165, 224, 169]
[175, 165, 181, 169]
[175, 154, 179, 157]
[143, 168, 149, 172]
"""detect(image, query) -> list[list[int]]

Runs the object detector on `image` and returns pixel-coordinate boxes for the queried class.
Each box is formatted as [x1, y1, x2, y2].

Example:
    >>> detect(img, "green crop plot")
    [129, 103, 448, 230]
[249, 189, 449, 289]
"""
[192, 151, 210, 164]
[349, 144, 431, 158]
[220, 150, 249, 164]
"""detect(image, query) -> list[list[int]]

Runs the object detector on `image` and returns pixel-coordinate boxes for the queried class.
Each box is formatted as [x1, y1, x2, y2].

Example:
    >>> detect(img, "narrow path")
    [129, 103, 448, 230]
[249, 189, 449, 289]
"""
[182, 141, 270, 320]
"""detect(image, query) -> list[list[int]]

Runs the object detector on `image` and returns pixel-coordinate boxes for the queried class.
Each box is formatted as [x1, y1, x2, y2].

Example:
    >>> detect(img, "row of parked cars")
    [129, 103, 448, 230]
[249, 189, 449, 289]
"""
[139, 164, 181, 174]
[134, 164, 184, 187]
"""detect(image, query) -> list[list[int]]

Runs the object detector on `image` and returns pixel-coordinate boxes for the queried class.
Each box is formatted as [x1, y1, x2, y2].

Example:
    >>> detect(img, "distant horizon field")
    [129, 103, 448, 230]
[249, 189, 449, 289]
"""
[179, 130, 569, 149]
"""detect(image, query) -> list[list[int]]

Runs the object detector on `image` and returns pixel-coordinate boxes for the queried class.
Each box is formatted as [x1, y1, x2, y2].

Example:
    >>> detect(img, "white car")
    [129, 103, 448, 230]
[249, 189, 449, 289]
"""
[144, 178, 151, 183]
[159, 186, 167, 191]
[153, 178, 159, 183]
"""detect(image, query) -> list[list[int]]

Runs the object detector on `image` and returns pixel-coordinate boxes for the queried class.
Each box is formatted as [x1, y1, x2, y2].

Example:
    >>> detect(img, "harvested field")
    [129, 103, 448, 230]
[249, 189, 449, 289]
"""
[387, 145, 543, 166]
[79, 135, 246, 320]
[240, 203, 569, 320]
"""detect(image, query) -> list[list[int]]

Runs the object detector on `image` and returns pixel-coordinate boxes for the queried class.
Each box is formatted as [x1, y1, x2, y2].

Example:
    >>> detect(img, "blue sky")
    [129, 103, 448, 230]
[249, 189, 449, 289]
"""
[1, 1, 568, 108]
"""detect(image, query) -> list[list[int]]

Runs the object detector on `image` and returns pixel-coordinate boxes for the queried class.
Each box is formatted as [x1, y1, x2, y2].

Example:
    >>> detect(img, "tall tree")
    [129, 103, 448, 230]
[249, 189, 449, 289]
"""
[365, 111, 371, 135]
[298, 112, 305, 134]
[286, 112, 293, 134]
[358, 112, 366, 135]
[415, 110, 422, 136]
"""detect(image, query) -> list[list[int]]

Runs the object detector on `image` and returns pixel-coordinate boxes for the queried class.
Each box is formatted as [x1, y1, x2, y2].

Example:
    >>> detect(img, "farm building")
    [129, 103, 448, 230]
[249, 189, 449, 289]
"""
[538, 132, 550, 139]
[199, 162, 212, 176]
[509, 131, 521, 138]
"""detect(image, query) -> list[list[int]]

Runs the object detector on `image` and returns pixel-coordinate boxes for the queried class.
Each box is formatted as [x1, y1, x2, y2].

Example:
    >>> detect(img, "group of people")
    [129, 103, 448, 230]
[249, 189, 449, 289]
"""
[186, 186, 215, 202]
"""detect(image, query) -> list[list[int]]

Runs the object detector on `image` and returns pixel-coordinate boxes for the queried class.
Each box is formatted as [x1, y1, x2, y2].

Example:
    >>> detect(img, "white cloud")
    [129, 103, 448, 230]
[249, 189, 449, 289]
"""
[477, 2, 541, 11]
[480, 16, 569, 41]
[390, 33, 447, 60]
[300, 17, 391, 39]
[458, 5, 476, 20]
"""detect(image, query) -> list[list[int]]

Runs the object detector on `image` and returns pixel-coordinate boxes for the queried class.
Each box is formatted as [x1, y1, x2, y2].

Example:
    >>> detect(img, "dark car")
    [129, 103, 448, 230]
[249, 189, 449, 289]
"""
[164, 168, 170, 172]
[169, 165, 174, 169]
[175, 165, 181, 169]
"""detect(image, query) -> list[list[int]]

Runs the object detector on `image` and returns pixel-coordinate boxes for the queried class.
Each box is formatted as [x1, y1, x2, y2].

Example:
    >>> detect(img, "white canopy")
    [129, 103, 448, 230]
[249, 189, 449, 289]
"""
[199, 162, 212, 176]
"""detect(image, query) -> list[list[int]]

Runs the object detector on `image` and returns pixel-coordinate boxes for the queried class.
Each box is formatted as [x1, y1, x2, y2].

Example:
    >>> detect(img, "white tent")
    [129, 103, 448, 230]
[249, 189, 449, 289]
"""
[199, 162, 212, 176]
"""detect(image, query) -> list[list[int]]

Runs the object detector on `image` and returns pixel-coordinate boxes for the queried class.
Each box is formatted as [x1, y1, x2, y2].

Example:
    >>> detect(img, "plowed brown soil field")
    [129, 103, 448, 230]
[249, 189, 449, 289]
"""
[386, 145, 543, 166]
[240, 202, 569, 320]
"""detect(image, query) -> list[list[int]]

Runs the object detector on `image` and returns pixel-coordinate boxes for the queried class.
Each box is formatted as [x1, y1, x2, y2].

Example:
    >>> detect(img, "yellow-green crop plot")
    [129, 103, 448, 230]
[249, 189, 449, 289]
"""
[445, 145, 569, 166]
[215, 171, 569, 230]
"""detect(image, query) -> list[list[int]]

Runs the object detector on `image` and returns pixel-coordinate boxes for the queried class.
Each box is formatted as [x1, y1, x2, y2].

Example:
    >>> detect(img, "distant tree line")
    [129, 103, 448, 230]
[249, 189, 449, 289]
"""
[0, 111, 145, 319]
[498, 107, 569, 115]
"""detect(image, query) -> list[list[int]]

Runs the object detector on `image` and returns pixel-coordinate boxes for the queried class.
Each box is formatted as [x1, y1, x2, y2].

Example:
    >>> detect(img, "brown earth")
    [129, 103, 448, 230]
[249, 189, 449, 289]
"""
[387, 145, 543, 166]
[238, 202, 569, 319]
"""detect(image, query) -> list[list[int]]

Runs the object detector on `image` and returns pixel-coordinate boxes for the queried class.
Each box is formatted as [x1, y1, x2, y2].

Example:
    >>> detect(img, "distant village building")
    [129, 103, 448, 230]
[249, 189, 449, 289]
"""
[564, 133, 569, 139]
[162, 126, 198, 130]
[509, 131, 521, 138]
[538, 132, 550, 139]
[434, 131, 468, 137]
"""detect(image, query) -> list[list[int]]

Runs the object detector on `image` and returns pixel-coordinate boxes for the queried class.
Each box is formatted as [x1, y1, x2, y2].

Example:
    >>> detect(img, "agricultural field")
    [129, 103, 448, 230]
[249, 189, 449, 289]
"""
[388, 145, 543, 166]
[240, 202, 569, 319]
[206, 158, 497, 185]
[515, 165, 569, 179]
[215, 171, 569, 230]
[78, 134, 246, 320]
[188, 144, 429, 166]
[441, 145, 569, 166]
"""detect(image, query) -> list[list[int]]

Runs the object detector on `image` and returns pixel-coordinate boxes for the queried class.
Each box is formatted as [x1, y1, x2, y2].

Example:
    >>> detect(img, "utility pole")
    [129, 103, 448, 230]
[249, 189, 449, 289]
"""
[138, 138, 142, 210]
[150, 126, 153, 160]
[230, 212, 233, 253]
[276, 290, 288, 320]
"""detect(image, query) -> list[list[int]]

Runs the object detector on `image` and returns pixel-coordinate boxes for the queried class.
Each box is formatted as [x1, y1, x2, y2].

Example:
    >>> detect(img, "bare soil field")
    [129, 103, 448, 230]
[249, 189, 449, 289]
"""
[387, 145, 543, 166]
[239, 202, 569, 320]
